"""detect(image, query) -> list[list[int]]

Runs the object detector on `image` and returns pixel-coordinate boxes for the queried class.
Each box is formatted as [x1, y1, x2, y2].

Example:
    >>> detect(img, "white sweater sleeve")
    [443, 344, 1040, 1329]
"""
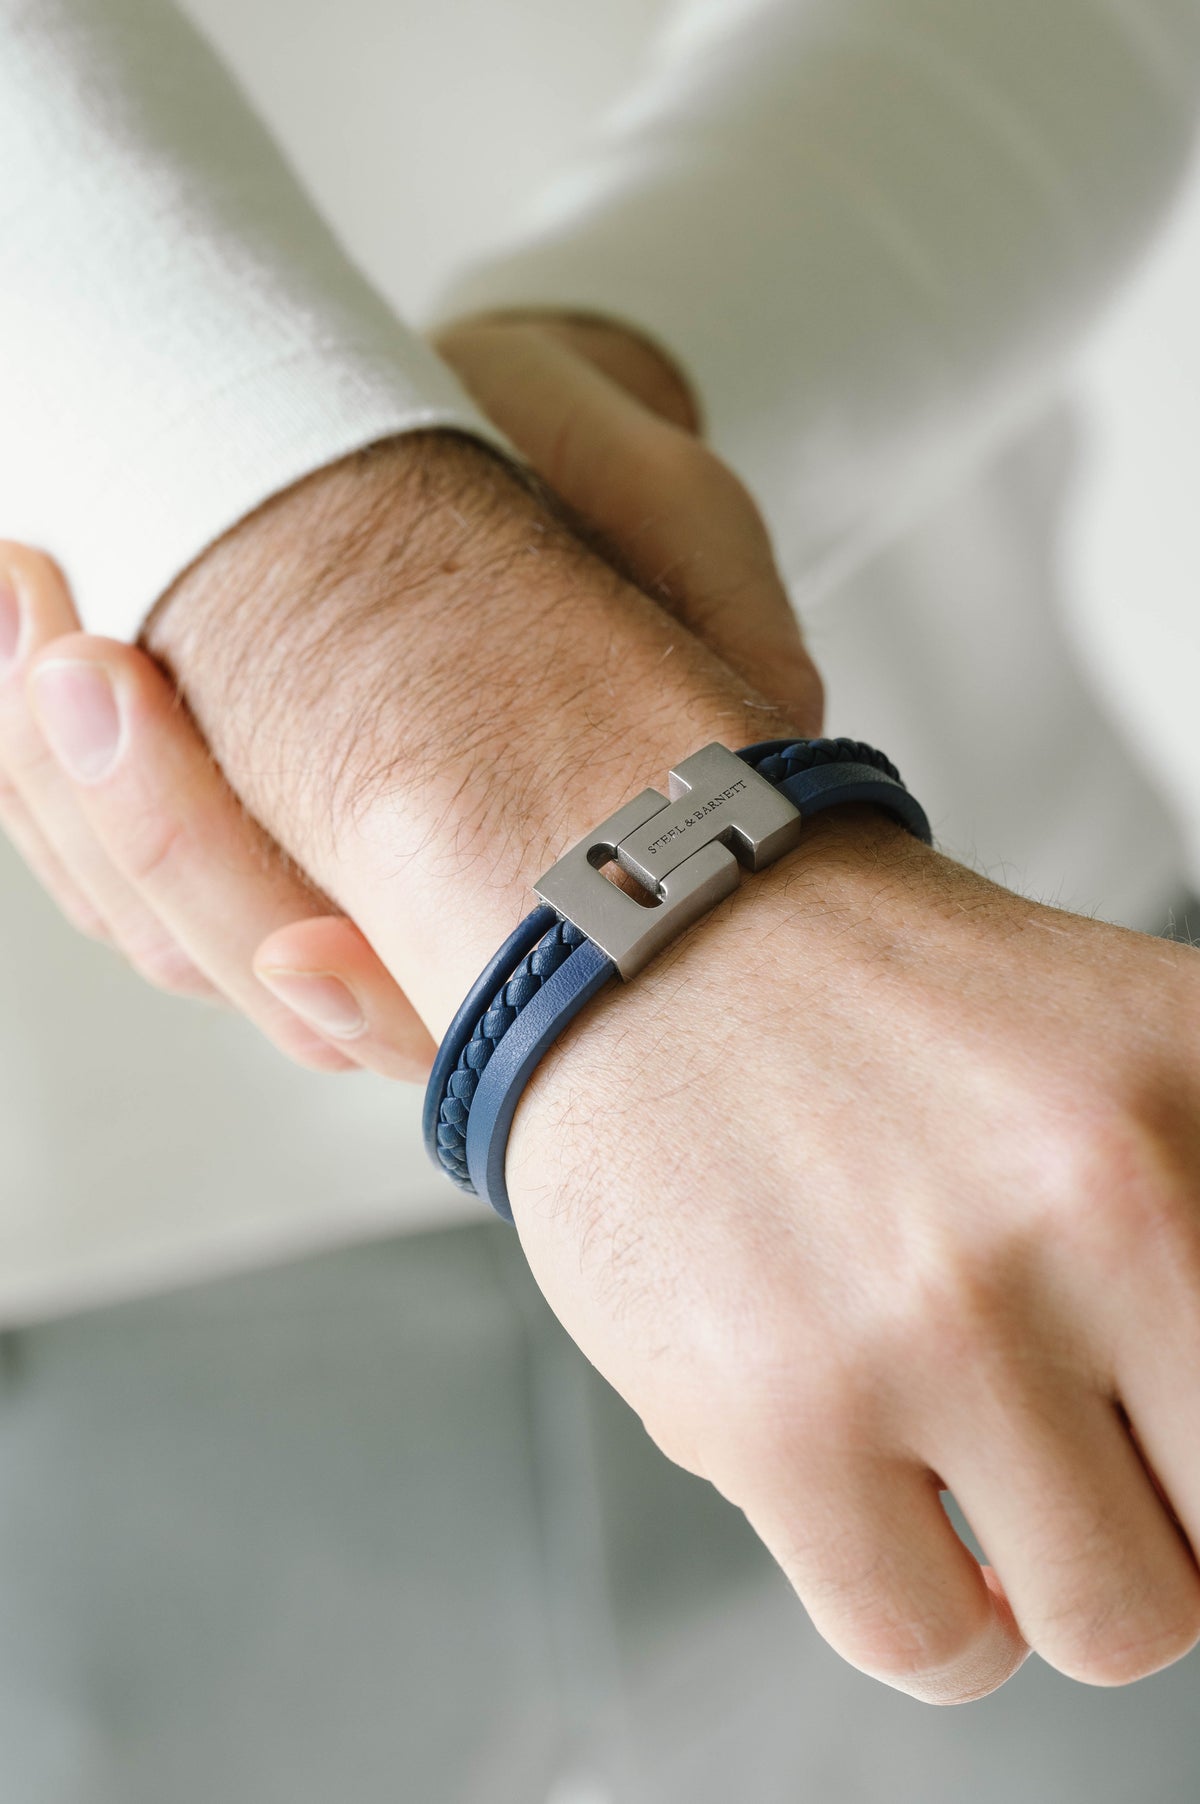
[0, 0, 516, 643]
[435, 0, 1200, 599]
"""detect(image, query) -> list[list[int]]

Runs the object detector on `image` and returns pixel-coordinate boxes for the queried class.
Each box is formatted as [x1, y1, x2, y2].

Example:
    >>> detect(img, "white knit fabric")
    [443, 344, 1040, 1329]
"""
[436, 0, 1200, 608]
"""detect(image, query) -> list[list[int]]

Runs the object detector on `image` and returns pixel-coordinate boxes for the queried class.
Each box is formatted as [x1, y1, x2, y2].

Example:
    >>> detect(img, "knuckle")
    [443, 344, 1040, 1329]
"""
[920, 1102, 1196, 1300]
[1039, 1109, 1165, 1222]
[1038, 1107, 1197, 1272]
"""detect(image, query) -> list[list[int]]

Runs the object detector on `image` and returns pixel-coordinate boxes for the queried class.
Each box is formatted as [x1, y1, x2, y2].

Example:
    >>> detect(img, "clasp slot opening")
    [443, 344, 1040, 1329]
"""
[586, 844, 660, 909]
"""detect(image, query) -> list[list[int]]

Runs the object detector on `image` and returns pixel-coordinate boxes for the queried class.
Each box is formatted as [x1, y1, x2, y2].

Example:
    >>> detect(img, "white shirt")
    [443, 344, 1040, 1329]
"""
[1, 0, 1198, 1318]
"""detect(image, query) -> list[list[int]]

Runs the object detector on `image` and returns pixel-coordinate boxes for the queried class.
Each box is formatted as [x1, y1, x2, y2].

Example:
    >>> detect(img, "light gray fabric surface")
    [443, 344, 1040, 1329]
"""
[0, 1219, 1195, 1803]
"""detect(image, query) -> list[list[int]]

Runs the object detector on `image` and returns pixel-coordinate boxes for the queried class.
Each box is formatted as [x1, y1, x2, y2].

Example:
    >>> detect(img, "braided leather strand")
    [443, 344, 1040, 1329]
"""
[435, 916, 592, 1189]
[737, 736, 903, 786]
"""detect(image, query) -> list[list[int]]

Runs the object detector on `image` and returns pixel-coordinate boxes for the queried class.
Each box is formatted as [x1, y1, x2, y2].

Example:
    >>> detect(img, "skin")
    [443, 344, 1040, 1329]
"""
[3, 318, 1200, 1706]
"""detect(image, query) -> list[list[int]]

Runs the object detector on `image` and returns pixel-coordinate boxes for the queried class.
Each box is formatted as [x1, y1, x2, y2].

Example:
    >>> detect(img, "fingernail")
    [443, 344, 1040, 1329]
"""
[0, 576, 23, 675]
[256, 969, 368, 1041]
[31, 659, 123, 783]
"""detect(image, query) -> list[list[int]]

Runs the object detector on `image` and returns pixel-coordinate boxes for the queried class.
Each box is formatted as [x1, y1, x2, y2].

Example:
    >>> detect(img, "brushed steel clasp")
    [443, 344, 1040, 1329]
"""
[533, 743, 803, 978]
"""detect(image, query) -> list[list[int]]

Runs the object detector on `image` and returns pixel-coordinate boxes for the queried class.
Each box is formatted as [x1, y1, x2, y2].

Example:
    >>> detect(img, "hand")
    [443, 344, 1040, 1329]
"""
[136, 429, 1200, 1706]
[0, 313, 818, 1072]
[509, 814, 1200, 1705]
[0, 542, 441, 1078]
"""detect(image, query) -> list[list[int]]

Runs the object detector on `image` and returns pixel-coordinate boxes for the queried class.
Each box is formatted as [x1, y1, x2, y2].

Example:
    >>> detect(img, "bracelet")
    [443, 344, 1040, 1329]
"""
[422, 738, 932, 1223]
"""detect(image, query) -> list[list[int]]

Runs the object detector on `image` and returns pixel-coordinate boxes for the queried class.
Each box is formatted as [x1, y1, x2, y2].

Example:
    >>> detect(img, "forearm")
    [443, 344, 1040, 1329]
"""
[145, 431, 814, 1032]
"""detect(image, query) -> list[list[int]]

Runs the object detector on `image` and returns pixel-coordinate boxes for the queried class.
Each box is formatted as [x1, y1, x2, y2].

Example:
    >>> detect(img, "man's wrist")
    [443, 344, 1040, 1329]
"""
[145, 431, 810, 1028]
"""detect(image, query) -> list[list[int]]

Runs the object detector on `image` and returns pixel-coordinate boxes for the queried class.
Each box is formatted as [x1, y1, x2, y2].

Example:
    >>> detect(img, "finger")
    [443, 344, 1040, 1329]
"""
[738, 1452, 1029, 1704]
[0, 544, 215, 994]
[503, 311, 702, 432]
[0, 766, 110, 940]
[437, 323, 823, 730]
[933, 1385, 1200, 1687]
[255, 915, 438, 1082]
[27, 634, 359, 1073]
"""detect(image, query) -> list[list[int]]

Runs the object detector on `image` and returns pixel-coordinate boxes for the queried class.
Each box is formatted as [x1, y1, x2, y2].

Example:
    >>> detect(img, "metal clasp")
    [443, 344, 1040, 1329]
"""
[533, 742, 803, 978]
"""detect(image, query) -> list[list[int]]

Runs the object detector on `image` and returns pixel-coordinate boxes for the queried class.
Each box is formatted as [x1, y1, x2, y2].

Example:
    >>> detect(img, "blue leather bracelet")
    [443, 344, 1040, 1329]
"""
[423, 738, 932, 1223]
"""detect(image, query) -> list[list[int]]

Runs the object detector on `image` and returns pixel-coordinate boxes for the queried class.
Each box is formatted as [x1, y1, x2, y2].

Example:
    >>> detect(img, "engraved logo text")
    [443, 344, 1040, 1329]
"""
[644, 778, 748, 856]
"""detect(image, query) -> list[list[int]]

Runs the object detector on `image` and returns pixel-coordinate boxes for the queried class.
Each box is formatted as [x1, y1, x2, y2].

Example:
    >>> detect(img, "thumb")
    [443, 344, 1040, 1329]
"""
[435, 319, 824, 734]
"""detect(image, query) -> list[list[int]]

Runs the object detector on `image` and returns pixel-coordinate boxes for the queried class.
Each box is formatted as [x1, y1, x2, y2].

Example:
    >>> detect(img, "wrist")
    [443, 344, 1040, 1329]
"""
[146, 431, 810, 1027]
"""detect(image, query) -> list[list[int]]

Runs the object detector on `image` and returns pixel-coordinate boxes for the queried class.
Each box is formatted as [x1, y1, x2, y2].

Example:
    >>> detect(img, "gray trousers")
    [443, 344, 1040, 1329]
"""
[0, 1219, 1195, 1804]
